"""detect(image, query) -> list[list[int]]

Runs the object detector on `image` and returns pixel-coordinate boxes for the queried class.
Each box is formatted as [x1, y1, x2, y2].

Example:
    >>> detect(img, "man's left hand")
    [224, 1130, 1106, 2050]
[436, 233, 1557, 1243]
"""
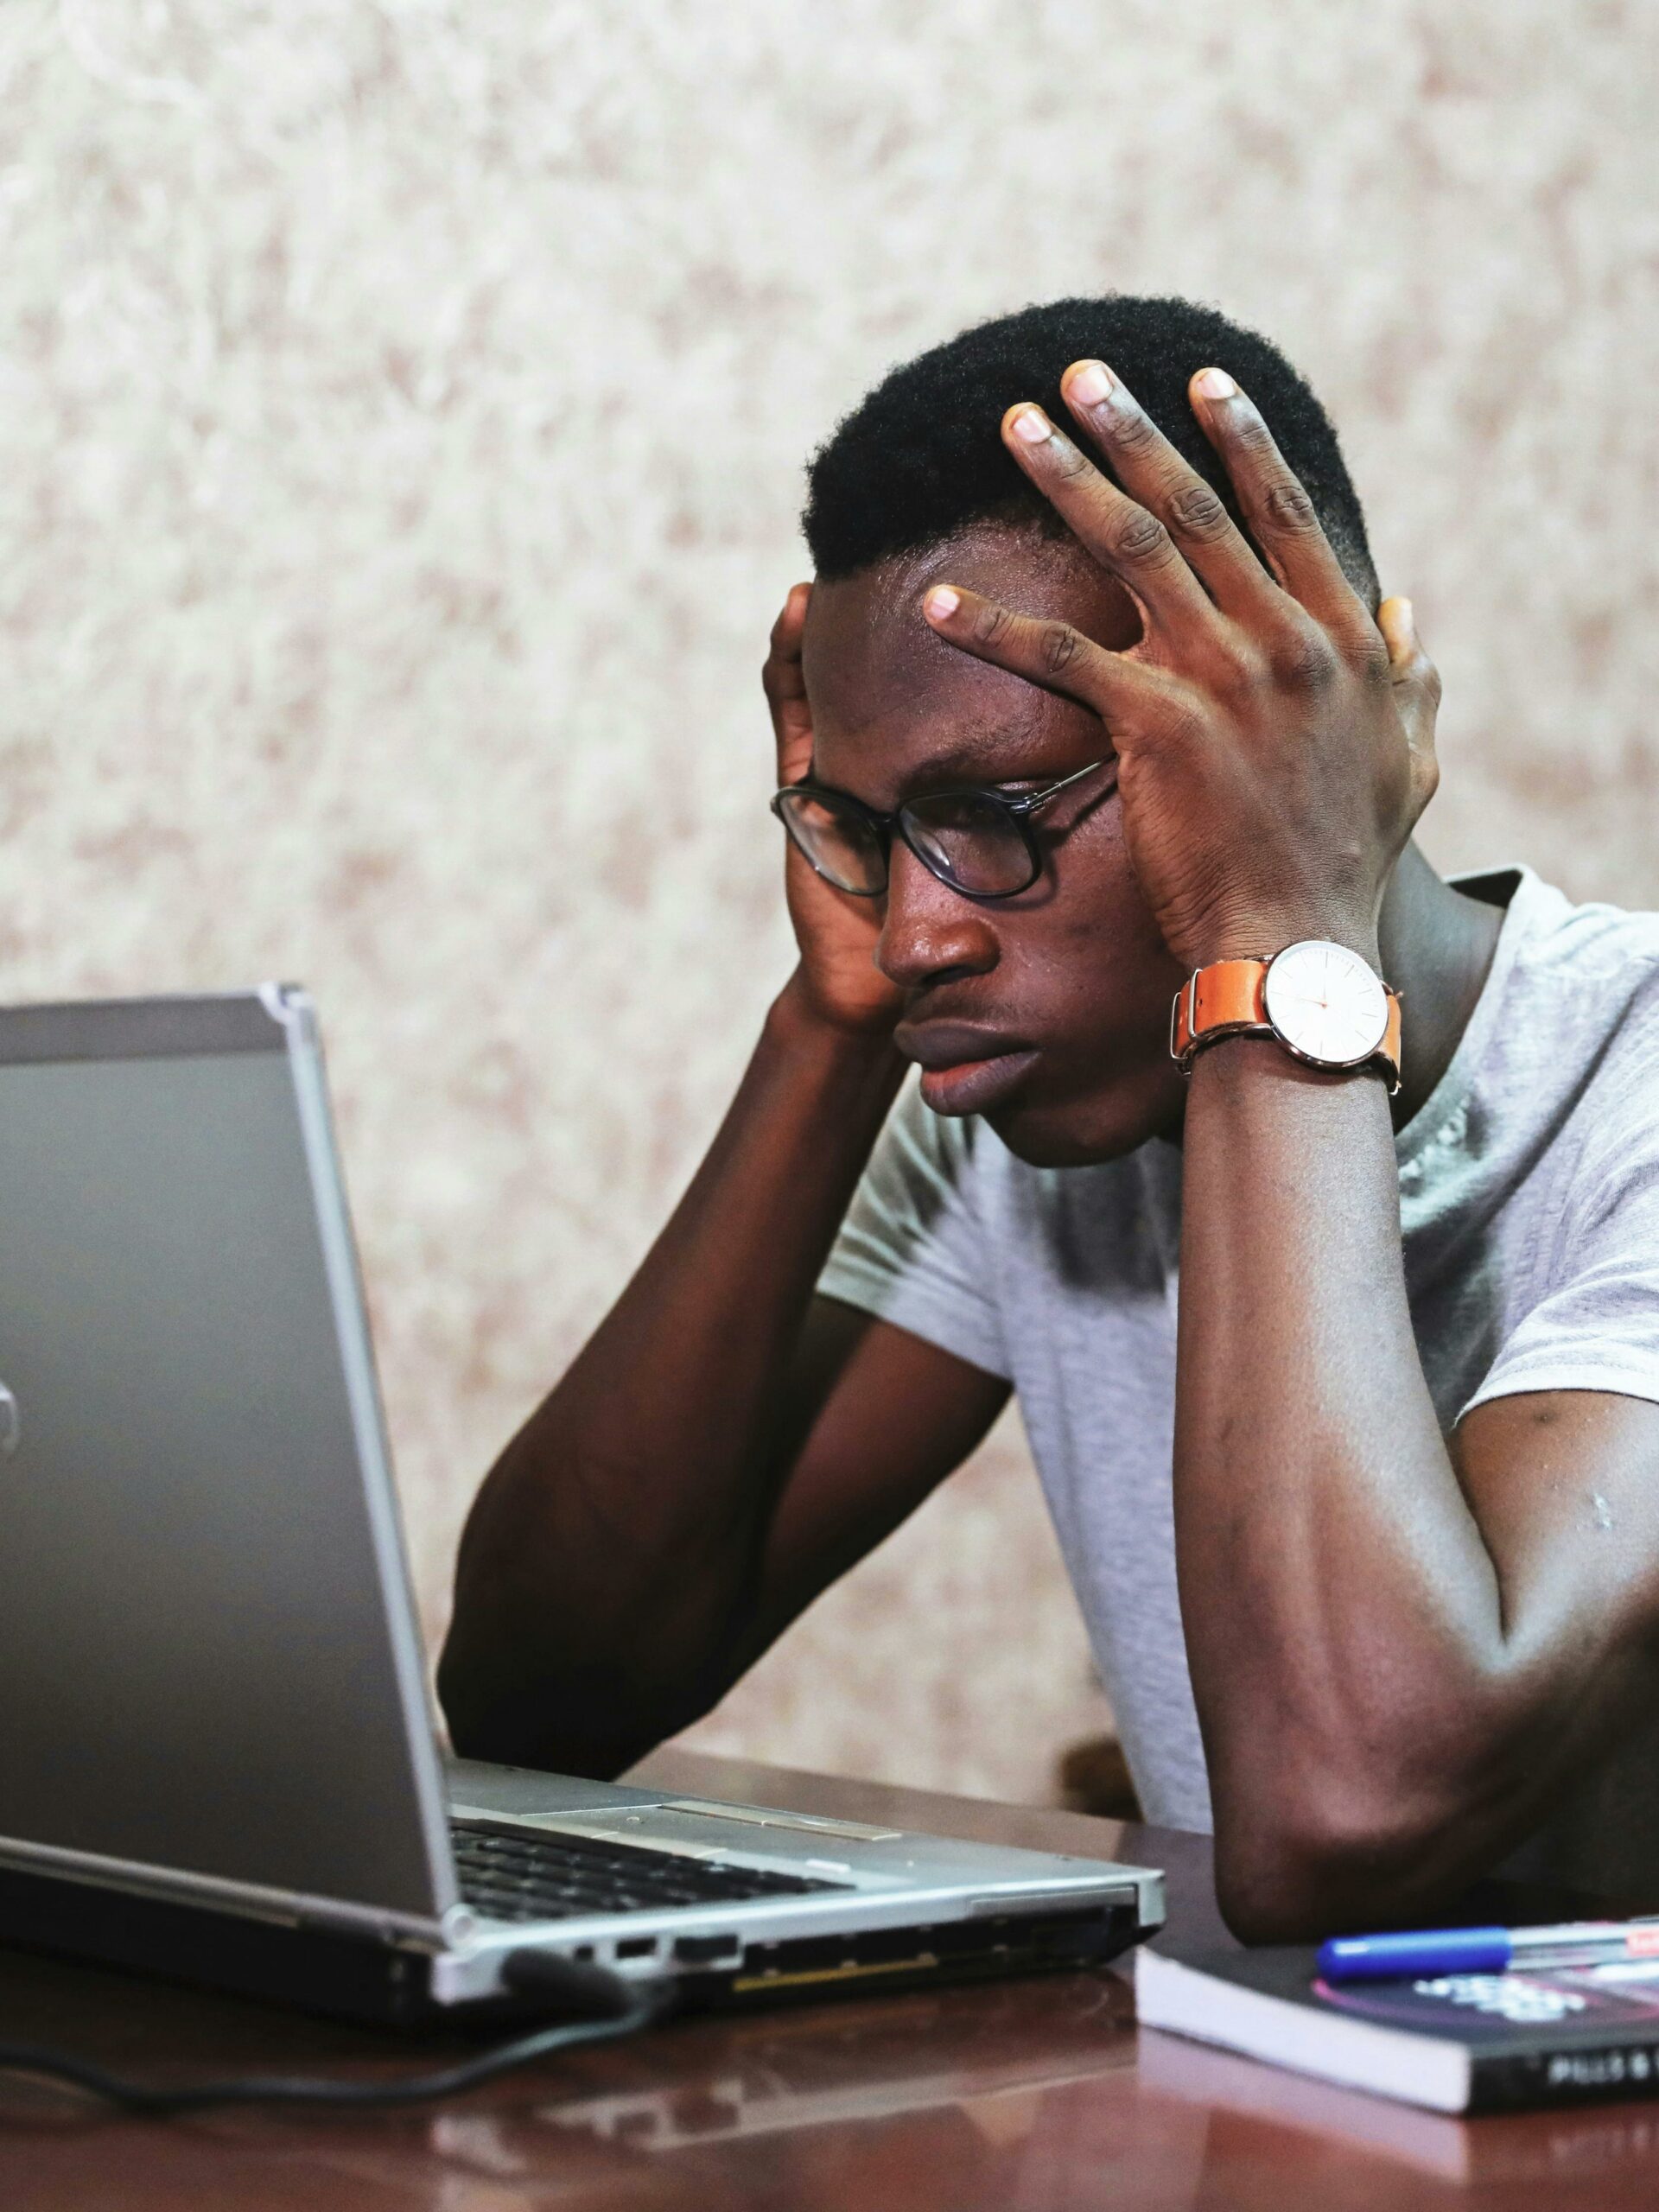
[921, 360, 1440, 973]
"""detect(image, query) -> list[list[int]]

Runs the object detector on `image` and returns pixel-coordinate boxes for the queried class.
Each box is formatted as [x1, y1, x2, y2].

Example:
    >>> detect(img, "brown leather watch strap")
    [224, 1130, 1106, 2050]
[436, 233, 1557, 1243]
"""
[1169, 954, 1403, 1090]
[1169, 957, 1272, 1063]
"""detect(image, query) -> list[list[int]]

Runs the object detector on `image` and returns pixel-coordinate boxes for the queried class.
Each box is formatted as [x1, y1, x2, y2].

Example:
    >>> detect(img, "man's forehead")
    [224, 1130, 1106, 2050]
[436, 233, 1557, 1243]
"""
[801, 528, 1136, 790]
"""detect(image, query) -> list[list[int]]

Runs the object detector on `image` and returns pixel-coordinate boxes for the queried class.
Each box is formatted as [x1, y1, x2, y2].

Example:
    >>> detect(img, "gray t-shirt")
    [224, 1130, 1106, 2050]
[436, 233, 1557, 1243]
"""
[819, 866, 1659, 1894]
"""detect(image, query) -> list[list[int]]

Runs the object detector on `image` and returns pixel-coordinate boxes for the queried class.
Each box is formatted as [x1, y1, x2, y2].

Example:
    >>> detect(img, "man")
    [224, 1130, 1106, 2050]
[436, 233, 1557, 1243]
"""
[439, 296, 1659, 1941]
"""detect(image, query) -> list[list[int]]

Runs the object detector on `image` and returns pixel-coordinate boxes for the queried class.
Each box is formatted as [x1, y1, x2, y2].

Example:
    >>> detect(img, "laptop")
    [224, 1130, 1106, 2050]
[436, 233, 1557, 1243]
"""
[0, 988, 1162, 2024]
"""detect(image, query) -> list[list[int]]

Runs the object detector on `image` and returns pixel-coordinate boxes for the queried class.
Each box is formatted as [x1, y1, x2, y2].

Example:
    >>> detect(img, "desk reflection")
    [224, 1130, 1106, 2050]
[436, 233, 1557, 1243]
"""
[1140, 2024, 1659, 2200]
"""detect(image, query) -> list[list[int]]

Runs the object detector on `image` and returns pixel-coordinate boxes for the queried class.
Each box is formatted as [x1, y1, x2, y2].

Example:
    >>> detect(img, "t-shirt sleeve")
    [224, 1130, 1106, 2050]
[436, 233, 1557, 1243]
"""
[1460, 1020, 1659, 1421]
[817, 1077, 1010, 1380]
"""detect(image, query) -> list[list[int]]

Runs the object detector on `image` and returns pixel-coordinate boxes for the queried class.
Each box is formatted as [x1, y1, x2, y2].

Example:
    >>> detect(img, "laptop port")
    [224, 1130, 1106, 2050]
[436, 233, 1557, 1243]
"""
[674, 1933, 741, 1964]
[614, 1936, 658, 1960]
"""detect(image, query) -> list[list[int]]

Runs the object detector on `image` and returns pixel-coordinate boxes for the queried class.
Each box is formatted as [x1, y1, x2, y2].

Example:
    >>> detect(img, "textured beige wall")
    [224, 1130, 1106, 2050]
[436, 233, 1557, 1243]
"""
[5, 2, 1656, 1806]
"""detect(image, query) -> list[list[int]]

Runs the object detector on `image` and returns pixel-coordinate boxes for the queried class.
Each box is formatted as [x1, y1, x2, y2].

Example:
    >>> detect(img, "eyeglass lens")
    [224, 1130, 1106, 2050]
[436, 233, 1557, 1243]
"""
[901, 791, 1037, 896]
[774, 790, 887, 894]
[775, 787, 1039, 899]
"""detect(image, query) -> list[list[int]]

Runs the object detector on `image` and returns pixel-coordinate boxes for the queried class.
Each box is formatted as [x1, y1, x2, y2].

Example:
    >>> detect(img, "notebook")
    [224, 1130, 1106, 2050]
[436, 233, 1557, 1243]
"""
[1137, 1941, 1659, 2114]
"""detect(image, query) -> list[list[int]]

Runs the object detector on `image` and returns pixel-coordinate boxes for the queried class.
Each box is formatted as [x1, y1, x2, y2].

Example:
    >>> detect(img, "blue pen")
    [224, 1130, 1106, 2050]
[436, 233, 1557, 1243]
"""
[1317, 1918, 1659, 1983]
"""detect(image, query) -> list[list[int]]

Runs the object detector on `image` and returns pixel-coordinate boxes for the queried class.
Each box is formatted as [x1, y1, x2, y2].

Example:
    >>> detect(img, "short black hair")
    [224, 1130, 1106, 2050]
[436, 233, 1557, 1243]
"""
[803, 294, 1377, 603]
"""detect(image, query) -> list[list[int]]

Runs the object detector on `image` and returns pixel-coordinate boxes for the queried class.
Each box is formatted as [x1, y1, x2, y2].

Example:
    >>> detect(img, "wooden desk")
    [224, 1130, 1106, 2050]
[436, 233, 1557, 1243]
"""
[4, 1747, 1659, 2208]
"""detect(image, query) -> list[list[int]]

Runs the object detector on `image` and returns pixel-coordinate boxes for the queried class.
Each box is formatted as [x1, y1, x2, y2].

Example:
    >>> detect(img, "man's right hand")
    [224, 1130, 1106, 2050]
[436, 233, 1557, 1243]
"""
[766, 584, 906, 1037]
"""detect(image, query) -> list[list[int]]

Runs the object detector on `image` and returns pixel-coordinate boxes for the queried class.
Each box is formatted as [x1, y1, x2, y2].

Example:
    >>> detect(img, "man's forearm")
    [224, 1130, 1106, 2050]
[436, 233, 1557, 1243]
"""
[440, 974, 904, 1770]
[1173, 1039, 1510, 1935]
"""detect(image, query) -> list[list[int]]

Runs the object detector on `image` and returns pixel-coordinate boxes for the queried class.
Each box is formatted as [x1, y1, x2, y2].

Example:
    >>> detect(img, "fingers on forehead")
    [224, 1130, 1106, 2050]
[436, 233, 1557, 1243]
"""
[927, 587, 1140, 711]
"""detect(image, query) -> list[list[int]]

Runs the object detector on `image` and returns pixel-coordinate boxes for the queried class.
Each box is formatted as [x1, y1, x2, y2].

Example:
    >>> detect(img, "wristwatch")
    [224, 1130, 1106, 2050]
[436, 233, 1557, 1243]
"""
[1169, 940, 1402, 1094]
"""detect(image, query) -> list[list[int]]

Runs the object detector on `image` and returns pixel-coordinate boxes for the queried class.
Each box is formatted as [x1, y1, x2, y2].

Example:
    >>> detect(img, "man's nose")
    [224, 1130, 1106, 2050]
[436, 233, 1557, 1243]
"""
[874, 842, 1000, 992]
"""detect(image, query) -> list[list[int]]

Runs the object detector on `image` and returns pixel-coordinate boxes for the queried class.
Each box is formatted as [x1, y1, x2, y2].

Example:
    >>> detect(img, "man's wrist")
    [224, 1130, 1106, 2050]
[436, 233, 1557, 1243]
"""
[1182, 912, 1382, 974]
[1185, 1030, 1395, 1089]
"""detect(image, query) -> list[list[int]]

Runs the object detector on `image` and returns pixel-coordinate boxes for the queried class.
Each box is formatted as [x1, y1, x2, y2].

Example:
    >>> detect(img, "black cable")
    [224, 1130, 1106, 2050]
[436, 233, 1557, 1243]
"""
[0, 1951, 670, 2115]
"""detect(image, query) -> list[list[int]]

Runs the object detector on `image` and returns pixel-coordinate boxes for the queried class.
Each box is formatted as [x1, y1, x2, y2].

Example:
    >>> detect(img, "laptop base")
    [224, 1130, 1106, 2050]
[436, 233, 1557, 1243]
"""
[0, 1863, 1144, 2032]
[0, 1865, 447, 2029]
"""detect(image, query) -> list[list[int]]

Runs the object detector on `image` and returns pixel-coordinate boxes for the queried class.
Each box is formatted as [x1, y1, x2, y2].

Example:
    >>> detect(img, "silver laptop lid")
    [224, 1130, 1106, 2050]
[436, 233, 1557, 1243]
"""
[0, 988, 456, 1944]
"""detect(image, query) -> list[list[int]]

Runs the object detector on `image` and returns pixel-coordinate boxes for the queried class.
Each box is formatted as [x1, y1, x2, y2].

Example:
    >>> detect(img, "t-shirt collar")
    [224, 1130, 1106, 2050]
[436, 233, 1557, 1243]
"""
[1394, 863, 1545, 1173]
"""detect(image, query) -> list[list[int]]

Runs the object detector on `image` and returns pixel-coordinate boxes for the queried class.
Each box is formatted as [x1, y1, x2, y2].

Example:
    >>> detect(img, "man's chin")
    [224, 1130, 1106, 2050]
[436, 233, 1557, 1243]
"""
[978, 1072, 1185, 1168]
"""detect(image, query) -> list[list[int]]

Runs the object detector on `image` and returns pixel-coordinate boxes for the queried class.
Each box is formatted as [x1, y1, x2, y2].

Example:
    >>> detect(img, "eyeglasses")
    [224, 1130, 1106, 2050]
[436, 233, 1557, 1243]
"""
[771, 760, 1109, 902]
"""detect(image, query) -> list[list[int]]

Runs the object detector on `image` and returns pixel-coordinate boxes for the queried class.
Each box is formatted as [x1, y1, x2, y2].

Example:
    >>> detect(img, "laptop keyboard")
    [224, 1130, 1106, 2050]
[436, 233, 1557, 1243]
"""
[450, 1820, 855, 1924]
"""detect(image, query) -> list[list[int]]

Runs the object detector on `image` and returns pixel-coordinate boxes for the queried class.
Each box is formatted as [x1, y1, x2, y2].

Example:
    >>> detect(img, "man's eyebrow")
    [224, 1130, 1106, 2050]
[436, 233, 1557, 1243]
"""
[893, 734, 1123, 798]
[802, 741, 1020, 799]
[804, 733, 1115, 802]
[889, 741, 1050, 794]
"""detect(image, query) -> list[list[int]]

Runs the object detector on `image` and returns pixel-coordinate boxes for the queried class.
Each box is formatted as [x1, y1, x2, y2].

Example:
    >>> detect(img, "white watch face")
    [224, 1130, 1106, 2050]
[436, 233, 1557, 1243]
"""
[1262, 940, 1389, 1067]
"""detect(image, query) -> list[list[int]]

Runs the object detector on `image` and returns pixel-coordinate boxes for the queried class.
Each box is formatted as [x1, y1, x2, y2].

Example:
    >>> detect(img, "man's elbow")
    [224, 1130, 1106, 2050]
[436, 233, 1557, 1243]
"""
[437, 1642, 520, 1766]
[1211, 1764, 1486, 1946]
[1213, 1827, 1376, 1947]
[437, 1634, 542, 1769]
[436, 1610, 722, 1781]
[436, 1560, 635, 1775]
[438, 1647, 644, 1779]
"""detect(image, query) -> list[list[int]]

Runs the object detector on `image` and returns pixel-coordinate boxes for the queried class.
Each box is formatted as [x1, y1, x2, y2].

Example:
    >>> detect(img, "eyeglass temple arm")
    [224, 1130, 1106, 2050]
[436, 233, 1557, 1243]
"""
[1015, 759, 1109, 818]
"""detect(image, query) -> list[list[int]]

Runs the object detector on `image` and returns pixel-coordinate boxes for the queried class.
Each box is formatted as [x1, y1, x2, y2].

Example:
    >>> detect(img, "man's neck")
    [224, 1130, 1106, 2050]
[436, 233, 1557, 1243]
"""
[1376, 841, 1510, 1130]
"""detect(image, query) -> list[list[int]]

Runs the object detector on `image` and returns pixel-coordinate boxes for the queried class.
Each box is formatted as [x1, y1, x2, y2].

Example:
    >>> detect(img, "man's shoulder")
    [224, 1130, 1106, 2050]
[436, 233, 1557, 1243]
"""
[1484, 868, 1659, 1182]
[1498, 865, 1659, 994]
[1463, 866, 1659, 1087]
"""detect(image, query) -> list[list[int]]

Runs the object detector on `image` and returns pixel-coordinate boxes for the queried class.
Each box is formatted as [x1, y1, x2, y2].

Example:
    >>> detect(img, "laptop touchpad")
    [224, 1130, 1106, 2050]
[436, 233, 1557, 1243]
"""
[445, 1756, 668, 1821]
[544, 1804, 903, 1853]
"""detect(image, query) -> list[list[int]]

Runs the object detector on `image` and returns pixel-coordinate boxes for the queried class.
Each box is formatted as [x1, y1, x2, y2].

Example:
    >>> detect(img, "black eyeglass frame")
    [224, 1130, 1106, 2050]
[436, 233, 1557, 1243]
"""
[770, 759, 1109, 903]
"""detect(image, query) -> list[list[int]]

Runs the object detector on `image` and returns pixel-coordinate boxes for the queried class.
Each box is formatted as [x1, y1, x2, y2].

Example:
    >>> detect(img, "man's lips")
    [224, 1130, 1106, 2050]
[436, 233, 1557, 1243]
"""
[894, 1021, 1041, 1116]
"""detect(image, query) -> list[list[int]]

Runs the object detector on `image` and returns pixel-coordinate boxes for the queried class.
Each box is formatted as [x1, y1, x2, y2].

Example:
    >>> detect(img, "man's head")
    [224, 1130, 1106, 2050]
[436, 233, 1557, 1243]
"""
[797, 295, 1378, 1166]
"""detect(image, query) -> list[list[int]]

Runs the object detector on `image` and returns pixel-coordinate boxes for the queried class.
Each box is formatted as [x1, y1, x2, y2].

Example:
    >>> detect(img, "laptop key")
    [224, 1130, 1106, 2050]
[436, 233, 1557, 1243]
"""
[449, 1818, 853, 1924]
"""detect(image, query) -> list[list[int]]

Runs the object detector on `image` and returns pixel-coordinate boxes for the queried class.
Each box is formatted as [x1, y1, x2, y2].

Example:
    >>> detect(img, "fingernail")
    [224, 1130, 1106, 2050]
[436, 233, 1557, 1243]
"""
[1009, 406, 1052, 445]
[1196, 367, 1237, 400]
[925, 587, 961, 620]
[1066, 360, 1114, 407]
